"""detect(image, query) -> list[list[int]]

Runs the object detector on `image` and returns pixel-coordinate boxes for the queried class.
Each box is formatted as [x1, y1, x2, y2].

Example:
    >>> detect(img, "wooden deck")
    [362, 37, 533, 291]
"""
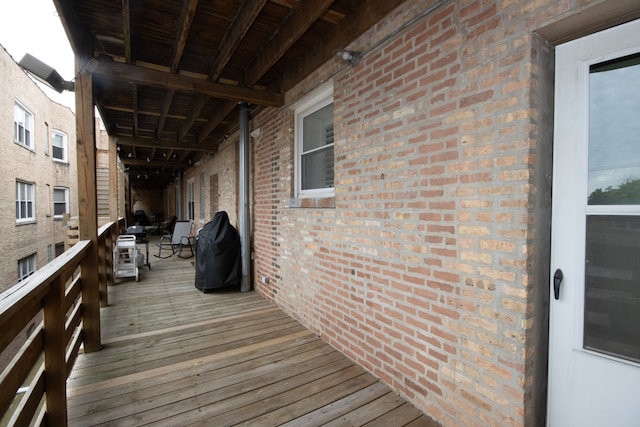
[66, 242, 437, 426]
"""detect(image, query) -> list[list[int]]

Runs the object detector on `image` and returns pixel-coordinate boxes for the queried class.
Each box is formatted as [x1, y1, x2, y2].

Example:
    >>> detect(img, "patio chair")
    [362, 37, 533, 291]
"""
[155, 219, 194, 259]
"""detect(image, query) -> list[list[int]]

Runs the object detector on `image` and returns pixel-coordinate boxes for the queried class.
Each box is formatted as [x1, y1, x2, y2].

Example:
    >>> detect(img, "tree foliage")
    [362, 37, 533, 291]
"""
[588, 178, 640, 205]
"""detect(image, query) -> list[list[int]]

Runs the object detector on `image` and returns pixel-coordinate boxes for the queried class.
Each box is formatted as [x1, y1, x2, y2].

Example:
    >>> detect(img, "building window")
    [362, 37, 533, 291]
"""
[55, 242, 65, 257]
[295, 84, 334, 198]
[53, 187, 69, 218]
[52, 130, 68, 162]
[186, 179, 195, 220]
[16, 181, 35, 223]
[14, 101, 34, 149]
[18, 254, 37, 281]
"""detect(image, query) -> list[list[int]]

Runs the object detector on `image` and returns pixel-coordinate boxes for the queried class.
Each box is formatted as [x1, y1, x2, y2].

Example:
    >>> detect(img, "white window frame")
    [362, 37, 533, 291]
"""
[16, 181, 35, 223]
[186, 179, 195, 220]
[18, 254, 37, 281]
[294, 83, 335, 198]
[14, 101, 34, 150]
[53, 187, 69, 219]
[52, 130, 68, 162]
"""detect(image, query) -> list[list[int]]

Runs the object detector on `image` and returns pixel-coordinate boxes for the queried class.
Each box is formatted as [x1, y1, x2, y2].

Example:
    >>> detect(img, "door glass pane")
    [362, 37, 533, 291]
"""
[584, 215, 640, 363]
[588, 54, 640, 205]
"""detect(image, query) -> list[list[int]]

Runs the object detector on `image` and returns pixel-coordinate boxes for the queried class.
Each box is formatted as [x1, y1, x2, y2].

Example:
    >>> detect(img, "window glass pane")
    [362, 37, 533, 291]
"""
[588, 54, 640, 205]
[303, 103, 334, 153]
[54, 189, 66, 203]
[302, 146, 334, 190]
[584, 215, 640, 363]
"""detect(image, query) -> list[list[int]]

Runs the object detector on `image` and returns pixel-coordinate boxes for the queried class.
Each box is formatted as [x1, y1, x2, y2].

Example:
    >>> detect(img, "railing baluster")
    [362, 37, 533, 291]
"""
[42, 275, 67, 426]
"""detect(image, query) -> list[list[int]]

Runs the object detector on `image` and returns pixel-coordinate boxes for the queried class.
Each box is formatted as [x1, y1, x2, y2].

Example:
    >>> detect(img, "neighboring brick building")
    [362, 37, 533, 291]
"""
[0, 45, 78, 293]
[158, 1, 639, 425]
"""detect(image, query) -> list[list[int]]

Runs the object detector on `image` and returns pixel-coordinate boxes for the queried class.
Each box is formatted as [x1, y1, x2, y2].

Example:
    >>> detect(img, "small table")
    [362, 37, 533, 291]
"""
[125, 226, 151, 270]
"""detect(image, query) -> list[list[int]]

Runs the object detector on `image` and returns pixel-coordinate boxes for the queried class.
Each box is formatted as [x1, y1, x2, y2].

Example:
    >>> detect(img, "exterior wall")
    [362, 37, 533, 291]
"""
[164, 137, 239, 230]
[0, 45, 77, 293]
[246, 1, 632, 426]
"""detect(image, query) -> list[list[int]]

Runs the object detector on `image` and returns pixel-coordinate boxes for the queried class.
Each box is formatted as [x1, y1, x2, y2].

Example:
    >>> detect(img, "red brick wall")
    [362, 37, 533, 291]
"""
[248, 1, 624, 425]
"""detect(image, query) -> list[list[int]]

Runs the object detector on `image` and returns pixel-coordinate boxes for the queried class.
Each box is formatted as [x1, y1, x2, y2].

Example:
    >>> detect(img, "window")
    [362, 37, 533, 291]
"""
[53, 187, 69, 218]
[16, 181, 35, 222]
[52, 130, 67, 162]
[295, 84, 334, 198]
[18, 254, 37, 282]
[14, 102, 34, 149]
[186, 179, 195, 220]
[199, 172, 205, 218]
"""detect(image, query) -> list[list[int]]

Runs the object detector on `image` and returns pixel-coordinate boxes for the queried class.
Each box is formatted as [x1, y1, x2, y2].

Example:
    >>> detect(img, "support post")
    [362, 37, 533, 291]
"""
[75, 41, 101, 352]
[239, 102, 251, 292]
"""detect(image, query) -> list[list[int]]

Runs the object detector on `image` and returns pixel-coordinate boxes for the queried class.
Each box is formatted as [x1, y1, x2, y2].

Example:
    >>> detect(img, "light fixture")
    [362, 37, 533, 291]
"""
[146, 157, 150, 162]
[333, 48, 361, 67]
[18, 54, 74, 92]
[127, 152, 132, 157]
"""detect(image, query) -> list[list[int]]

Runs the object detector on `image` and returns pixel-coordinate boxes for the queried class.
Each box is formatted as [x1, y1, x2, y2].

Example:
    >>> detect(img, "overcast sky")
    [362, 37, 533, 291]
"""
[0, 0, 75, 110]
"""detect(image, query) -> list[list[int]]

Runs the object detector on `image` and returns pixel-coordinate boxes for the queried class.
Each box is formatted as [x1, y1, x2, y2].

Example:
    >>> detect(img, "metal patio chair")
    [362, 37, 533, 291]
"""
[155, 219, 194, 259]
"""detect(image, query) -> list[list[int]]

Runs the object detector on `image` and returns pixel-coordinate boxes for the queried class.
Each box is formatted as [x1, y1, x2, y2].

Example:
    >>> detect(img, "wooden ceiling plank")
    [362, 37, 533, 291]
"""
[245, 0, 336, 86]
[113, 136, 215, 152]
[94, 60, 284, 106]
[282, 0, 407, 91]
[122, 0, 132, 63]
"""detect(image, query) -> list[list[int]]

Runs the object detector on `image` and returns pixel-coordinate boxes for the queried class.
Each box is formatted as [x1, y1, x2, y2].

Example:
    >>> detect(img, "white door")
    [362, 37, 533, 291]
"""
[548, 19, 640, 426]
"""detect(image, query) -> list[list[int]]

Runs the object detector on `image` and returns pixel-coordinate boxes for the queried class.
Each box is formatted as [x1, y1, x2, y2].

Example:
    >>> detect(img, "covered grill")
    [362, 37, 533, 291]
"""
[194, 211, 242, 292]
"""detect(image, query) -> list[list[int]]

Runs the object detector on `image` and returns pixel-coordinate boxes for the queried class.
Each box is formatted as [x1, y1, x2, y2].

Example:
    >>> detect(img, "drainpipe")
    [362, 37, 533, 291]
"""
[177, 168, 183, 220]
[239, 102, 251, 292]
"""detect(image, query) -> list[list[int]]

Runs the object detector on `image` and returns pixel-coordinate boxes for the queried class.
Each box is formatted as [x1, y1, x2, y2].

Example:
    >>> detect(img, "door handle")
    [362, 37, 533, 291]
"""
[553, 269, 563, 300]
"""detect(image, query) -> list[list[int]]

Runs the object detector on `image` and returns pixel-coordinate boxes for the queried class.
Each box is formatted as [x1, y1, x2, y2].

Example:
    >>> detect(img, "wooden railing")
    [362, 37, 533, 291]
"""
[0, 219, 123, 426]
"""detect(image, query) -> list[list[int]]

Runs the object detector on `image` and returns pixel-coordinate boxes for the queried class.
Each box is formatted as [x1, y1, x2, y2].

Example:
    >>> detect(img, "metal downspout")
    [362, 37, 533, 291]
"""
[239, 103, 251, 292]
[177, 168, 183, 220]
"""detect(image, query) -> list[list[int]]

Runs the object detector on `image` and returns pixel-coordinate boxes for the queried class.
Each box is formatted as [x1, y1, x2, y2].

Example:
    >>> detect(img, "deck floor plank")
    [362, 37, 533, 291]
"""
[67, 247, 437, 426]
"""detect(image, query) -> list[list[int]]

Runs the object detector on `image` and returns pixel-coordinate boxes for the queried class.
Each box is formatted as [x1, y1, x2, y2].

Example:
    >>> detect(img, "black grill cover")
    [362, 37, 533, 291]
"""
[194, 211, 241, 291]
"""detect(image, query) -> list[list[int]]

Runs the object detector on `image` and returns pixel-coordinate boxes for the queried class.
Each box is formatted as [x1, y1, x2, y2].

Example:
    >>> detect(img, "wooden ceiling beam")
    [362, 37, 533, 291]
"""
[197, 0, 336, 143]
[209, 0, 268, 80]
[179, 0, 267, 142]
[245, 0, 335, 86]
[158, 0, 199, 140]
[113, 135, 215, 152]
[281, 0, 408, 91]
[120, 158, 188, 167]
[94, 59, 284, 106]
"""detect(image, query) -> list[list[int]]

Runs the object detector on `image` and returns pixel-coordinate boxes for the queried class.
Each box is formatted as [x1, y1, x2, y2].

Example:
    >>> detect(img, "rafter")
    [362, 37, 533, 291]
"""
[113, 136, 215, 152]
[122, 0, 132, 63]
[93, 59, 284, 106]
[282, 0, 407, 91]
[196, 0, 335, 143]
[157, 0, 199, 139]
[178, 0, 267, 142]
[245, 0, 335, 86]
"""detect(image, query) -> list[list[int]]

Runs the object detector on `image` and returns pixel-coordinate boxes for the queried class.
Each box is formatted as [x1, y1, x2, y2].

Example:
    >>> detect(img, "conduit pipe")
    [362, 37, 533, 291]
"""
[239, 102, 251, 292]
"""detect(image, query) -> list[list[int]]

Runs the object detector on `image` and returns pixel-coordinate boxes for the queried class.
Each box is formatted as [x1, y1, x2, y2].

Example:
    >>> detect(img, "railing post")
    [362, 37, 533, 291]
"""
[106, 225, 115, 287]
[98, 234, 108, 307]
[42, 276, 67, 426]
